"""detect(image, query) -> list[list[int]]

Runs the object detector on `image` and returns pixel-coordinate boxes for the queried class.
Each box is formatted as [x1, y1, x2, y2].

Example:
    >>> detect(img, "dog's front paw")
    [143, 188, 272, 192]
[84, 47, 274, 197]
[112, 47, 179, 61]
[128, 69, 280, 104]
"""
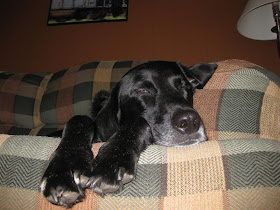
[40, 115, 95, 207]
[40, 169, 89, 207]
[40, 154, 94, 207]
[89, 144, 136, 195]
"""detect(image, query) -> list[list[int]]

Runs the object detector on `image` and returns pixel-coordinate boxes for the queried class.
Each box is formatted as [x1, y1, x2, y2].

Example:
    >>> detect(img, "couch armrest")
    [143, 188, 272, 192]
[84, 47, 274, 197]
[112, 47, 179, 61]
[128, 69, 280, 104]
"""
[194, 59, 280, 141]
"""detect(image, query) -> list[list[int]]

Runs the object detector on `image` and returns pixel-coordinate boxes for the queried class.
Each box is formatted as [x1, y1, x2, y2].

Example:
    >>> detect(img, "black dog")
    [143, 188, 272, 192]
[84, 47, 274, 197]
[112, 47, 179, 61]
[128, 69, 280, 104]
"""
[40, 61, 217, 207]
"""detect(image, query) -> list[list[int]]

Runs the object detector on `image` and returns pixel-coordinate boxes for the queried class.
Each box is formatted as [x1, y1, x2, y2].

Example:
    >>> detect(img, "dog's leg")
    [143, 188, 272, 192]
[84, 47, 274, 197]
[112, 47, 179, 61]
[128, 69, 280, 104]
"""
[40, 115, 95, 207]
[89, 117, 151, 195]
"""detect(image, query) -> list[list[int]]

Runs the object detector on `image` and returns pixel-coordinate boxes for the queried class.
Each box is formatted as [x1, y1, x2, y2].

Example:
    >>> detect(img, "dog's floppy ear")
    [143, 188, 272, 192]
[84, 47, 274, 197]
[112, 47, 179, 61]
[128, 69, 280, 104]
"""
[177, 62, 218, 89]
[93, 85, 120, 142]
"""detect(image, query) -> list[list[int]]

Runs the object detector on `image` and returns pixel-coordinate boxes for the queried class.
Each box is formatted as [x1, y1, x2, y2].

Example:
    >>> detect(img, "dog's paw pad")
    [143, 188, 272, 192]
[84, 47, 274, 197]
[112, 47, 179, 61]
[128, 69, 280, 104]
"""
[117, 167, 134, 184]
[46, 187, 81, 207]
[90, 178, 123, 195]
[74, 170, 91, 188]
[40, 175, 84, 207]
[122, 172, 134, 184]
[89, 167, 134, 195]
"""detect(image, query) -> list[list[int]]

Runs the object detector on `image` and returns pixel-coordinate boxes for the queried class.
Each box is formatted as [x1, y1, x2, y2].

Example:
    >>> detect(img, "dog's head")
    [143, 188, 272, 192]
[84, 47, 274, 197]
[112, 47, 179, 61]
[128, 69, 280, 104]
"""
[95, 61, 217, 147]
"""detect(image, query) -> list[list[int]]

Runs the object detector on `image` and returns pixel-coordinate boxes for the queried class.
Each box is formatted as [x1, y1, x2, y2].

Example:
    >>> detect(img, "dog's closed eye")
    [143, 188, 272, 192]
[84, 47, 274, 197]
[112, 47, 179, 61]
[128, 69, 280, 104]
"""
[135, 89, 150, 95]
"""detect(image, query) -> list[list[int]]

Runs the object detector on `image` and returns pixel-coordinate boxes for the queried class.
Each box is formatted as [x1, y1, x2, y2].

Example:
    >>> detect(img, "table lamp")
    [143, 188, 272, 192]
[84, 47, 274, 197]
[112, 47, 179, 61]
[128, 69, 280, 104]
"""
[237, 0, 280, 56]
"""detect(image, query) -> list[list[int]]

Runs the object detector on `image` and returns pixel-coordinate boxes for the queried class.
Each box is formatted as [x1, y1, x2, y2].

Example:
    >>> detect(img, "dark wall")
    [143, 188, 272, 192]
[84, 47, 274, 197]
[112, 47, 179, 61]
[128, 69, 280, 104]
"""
[0, 0, 279, 76]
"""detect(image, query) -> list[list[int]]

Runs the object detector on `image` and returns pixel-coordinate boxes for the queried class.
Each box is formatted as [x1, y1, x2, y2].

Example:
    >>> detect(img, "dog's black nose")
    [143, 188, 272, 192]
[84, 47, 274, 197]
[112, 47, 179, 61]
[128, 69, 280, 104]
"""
[172, 110, 201, 134]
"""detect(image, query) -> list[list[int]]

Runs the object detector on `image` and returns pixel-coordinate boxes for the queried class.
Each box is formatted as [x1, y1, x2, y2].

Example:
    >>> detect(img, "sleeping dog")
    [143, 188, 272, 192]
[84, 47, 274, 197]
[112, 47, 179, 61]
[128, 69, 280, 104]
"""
[40, 61, 217, 207]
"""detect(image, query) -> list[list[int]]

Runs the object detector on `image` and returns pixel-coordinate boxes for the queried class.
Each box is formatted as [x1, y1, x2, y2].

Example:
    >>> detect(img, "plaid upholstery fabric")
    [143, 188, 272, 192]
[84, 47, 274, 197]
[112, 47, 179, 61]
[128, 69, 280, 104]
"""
[39, 60, 149, 135]
[0, 59, 280, 209]
[1, 59, 279, 138]
[194, 59, 280, 141]
[0, 72, 52, 135]
[0, 134, 279, 209]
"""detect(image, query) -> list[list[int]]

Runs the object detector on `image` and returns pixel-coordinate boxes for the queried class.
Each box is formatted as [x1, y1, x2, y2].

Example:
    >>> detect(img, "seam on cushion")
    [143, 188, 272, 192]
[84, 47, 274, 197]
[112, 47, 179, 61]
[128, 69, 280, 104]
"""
[29, 124, 46, 136]
[33, 74, 53, 128]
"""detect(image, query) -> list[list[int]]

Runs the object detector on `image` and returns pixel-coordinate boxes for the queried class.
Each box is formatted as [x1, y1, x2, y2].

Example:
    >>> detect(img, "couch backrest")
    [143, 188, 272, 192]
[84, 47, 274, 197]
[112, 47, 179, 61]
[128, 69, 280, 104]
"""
[0, 72, 52, 135]
[0, 59, 279, 141]
[0, 60, 149, 135]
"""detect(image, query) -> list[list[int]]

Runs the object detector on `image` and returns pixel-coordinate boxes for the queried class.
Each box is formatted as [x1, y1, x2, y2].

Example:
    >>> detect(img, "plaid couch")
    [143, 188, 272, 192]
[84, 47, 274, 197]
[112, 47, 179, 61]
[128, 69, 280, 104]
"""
[0, 59, 279, 209]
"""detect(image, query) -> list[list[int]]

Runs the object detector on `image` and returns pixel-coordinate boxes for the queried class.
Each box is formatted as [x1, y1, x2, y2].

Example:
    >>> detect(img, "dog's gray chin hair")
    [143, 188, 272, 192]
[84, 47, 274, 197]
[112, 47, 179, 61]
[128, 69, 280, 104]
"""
[156, 138, 206, 148]
[153, 123, 207, 147]
[173, 139, 206, 148]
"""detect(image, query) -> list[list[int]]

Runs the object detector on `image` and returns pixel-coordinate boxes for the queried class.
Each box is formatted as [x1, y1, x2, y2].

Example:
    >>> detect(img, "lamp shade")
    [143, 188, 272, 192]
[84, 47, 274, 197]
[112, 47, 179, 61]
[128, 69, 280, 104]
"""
[237, 0, 280, 40]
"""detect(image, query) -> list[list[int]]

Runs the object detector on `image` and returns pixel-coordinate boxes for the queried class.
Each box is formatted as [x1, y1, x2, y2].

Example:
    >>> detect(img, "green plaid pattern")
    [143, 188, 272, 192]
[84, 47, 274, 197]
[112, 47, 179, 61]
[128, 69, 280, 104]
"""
[0, 59, 280, 209]
[0, 135, 279, 209]
[193, 59, 280, 141]
[2, 59, 279, 138]
[0, 72, 52, 135]
[40, 60, 149, 131]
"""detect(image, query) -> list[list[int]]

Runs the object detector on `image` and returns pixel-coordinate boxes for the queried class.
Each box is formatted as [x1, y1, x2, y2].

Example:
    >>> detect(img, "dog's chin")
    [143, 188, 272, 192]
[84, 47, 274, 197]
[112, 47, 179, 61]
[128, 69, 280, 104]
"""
[155, 137, 206, 148]
[152, 124, 207, 148]
[172, 139, 206, 148]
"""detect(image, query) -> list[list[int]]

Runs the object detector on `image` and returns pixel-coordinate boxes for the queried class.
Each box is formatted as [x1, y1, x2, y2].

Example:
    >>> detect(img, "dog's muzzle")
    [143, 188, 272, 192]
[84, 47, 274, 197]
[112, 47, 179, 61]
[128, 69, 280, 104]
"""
[150, 108, 207, 147]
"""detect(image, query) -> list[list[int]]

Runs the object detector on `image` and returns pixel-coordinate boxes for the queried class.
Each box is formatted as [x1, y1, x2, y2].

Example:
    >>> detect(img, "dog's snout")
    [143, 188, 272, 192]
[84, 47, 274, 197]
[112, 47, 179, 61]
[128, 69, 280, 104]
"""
[172, 110, 201, 134]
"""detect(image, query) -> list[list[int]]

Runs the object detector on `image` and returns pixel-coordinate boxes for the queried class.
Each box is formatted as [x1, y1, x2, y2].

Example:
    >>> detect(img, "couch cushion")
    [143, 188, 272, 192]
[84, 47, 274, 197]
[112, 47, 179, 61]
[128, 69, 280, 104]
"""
[194, 59, 280, 141]
[1, 59, 279, 138]
[39, 60, 149, 133]
[0, 134, 279, 209]
[0, 72, 52, 135]
[39, 59, 280, 139]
